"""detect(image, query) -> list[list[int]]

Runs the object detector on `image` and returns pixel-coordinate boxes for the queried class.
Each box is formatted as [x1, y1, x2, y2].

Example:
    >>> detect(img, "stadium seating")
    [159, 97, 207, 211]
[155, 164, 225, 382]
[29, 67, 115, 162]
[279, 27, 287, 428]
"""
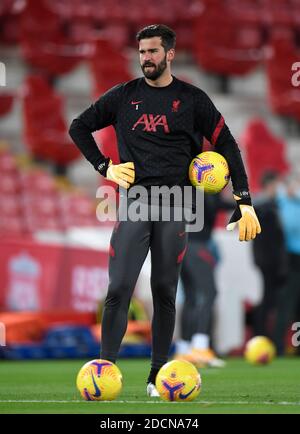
[225, 0, 261, 25]
[0, 148, 103, 235]
[0, 173, 20, 195]
[265, 28, 300, 122]
[89, 37, 132, 95]
[0, 195, 21, 218]
[0, 0, 14, 16]
[0, 149, 19, 173]
[59, 190, 99, 228]
[0, 153, 23, 234]
[193, 2, 263, 77]
[241, 118, 290, 192]
[0, 93, 14, 117]
[19, 169, 58, 197]
[1, 0, 299, 100]
[19, 0, 84, 76]
[22, 75, 81, 167]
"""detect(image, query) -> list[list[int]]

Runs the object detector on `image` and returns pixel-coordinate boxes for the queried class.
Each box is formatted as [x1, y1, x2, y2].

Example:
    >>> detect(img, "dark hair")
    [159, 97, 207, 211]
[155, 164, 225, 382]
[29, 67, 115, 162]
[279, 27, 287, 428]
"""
[136, 24, 176, 51]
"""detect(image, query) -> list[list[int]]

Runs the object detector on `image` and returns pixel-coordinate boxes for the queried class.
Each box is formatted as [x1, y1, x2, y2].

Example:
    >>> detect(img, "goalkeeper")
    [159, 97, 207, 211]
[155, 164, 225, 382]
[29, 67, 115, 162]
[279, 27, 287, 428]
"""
[69, 24, 261, 397]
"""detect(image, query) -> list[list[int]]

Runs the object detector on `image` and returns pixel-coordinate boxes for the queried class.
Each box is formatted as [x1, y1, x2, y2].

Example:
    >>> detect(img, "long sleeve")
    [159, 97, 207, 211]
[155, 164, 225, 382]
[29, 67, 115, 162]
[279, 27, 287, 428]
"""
[194, 90, 250, 194]
[69, 84, 123, 174]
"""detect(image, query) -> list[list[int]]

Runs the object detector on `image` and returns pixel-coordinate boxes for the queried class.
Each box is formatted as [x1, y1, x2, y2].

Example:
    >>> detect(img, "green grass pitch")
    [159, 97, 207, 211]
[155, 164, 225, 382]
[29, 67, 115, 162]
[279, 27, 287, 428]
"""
[0, 358, 299, 414]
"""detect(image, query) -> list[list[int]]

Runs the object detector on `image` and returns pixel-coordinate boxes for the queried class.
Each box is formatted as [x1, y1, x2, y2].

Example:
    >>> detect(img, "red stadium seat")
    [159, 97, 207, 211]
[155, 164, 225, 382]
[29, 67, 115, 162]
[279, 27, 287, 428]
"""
[97, 24, 130, 50]
[24, 214, 63, 232]
[0, 148, 104, 233]
[0, 173, 20, 195]
[0, 151, 18, 173]
[0, 215, 24, 235]
[0, 195, 21, 218]
[89, 37, 132, 95]
[0, 10, 21, 45]
[0, 0, 15, 16]
[23, 196, 59, 219]
[20, 0, 61, 40]
[20, 169, 58, 197]
[21, 41, 82, 76]
[59, 192, 96, 217]
[19, 0, 83, 76]
[59, 191, 99, 228]
[241, 118, 290, 193]
[265, 28, 300, 121]
[193, 3, 263, 77]
[96, 126, 119, 189]
[174, 23, 194, 51]
[0, 93, 14, 117]
[22, 75, 80, 166]
[260, 0, 294, 26]
[22, 74, 54, 98]
[44, 0, 95, 20]
[66, 16, 97, 44]
[225, 0, 261, 25]
[96, 127, 119, 166]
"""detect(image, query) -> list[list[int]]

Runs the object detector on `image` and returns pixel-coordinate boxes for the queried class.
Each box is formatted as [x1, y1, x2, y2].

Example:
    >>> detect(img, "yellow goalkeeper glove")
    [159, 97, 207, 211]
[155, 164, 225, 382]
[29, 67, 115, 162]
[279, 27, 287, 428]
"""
[226, 192, 261, 241]
[106, 160, 135, 189]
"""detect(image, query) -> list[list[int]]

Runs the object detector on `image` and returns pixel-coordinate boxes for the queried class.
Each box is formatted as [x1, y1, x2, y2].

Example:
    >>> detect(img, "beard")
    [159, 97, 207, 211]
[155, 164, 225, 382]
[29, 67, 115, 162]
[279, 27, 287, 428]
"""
[141, 55, 167, 80]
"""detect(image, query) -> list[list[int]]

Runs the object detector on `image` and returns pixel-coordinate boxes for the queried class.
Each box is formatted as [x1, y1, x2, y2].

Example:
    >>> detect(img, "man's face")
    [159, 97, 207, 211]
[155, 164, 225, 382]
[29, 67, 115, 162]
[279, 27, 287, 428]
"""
[139, 37, 168, 80]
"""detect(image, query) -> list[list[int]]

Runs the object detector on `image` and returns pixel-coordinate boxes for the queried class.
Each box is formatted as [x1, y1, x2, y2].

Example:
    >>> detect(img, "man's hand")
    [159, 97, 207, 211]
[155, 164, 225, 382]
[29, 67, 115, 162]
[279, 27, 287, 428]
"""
[106, 161, 135, 189]
[226, 194, 261, 241]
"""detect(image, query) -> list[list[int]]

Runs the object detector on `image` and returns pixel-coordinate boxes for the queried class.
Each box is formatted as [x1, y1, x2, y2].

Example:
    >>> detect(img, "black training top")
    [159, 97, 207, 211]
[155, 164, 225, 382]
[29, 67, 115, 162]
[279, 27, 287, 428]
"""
[69, 76, 249, 192]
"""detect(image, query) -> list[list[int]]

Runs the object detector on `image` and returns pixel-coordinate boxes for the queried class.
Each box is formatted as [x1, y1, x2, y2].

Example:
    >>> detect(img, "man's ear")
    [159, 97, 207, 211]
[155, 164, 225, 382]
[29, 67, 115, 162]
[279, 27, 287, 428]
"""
[167, 49, 175, 62]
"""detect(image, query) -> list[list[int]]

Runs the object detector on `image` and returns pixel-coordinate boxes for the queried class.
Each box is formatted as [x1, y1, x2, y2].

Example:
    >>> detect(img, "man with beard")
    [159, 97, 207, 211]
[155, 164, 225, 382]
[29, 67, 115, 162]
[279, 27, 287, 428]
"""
[69, 24, 261, 397]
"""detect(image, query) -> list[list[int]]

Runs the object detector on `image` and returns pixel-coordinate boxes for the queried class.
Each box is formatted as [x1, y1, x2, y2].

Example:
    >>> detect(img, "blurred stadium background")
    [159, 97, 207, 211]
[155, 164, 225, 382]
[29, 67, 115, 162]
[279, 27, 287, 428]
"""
[0, 0, 299, 361]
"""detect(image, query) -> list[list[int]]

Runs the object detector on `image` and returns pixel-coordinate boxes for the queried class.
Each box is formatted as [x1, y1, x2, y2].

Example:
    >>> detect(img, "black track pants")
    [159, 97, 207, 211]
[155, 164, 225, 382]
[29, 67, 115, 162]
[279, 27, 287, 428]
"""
[100, 209, 187, 369]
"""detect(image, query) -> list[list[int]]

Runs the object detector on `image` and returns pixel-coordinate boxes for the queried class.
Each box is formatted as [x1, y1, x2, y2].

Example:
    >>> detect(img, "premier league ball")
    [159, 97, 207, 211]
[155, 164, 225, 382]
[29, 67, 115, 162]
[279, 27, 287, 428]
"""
[76, 359, 122, 401]
[155, 360, 201, 402]
[189, 151, 230, 194]
[244, 336, 276, 365]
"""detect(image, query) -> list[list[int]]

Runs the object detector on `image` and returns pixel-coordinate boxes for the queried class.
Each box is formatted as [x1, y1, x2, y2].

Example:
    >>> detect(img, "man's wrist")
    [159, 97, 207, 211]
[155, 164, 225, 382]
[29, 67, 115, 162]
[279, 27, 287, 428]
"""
[96, 158, 111, 177]
[233, 190, 252, 206]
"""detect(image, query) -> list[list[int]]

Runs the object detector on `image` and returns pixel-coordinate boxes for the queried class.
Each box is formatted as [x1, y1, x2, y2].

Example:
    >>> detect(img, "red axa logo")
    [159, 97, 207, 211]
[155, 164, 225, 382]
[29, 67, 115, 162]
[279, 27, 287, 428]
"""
[132, 114, 170, 133]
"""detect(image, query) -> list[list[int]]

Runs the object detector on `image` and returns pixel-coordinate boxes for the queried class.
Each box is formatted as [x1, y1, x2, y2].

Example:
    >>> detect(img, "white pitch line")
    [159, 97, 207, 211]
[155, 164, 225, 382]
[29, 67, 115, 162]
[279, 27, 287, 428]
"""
[0, 400, 299, 406]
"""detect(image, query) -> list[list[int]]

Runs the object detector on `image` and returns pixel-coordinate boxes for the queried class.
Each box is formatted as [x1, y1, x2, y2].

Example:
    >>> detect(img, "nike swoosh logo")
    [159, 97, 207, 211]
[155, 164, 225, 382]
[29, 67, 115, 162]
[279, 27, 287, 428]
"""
[131, 101, 142, 105]
[178, 386, 196, 400]
[91, 371, 101, 398]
